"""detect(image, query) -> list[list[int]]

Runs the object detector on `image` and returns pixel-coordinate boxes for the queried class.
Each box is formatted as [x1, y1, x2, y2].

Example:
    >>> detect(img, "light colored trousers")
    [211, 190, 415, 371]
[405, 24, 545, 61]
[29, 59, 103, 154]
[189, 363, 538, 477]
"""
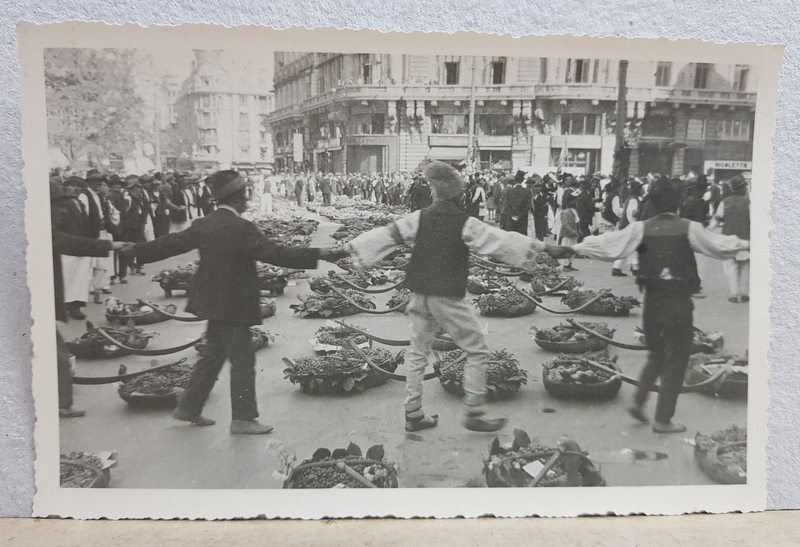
[405, 293, 490, 419]
[90, 230, 114, 291]
[724, 258, 750, 298]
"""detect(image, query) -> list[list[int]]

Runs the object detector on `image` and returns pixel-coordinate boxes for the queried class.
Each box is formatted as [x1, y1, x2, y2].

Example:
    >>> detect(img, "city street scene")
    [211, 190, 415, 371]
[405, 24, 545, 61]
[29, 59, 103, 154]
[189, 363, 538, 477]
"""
[39, 35, 761, 506]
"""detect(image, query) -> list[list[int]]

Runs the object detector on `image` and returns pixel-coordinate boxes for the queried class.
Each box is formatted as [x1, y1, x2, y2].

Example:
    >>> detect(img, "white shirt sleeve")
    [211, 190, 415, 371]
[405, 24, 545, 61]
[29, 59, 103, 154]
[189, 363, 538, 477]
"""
[345, 211, 420, 269]
[626, 199, 638, 223]
[461, 217, 546, 270]
[572, 223, 644, 261]
[611, 196, 623, 217]
[688, 221, 749, 259]
[77, 193, 90, 213]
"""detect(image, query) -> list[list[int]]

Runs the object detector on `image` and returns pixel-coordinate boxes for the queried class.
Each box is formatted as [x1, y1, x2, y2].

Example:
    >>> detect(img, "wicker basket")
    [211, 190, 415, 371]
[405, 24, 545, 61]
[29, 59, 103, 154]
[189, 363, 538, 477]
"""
[59, 460, 109, 488]
[479, 300, 537, 318]
[159, 280, 193, 298]
[432, 332, 459, 352]
[685, 365, 747, 399]
[695, 441, 747, 484]
[534, 336, 608, 354]
[260, 277, 288, 296]
[117, 387, 184, 408]
[105, 303, 176, 326]
[542, 359, 622, 400]
[260, 299, 277, 318]
[284, 458, 399, 489]
[66, 336, 149, 359]
[483, 449, 606, 488]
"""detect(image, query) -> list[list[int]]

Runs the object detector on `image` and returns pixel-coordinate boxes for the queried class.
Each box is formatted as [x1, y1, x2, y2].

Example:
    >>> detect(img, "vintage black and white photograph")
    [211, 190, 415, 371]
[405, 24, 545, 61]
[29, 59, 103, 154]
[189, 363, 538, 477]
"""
[22, 24, 777, 519]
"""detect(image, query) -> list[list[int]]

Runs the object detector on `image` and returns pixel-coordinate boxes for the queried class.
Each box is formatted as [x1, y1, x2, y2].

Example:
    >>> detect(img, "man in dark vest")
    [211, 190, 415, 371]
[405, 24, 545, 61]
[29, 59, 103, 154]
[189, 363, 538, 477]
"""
[345, 161, 562, 433]
[121, 170, 348, 434]
[557, 178, 750, 433]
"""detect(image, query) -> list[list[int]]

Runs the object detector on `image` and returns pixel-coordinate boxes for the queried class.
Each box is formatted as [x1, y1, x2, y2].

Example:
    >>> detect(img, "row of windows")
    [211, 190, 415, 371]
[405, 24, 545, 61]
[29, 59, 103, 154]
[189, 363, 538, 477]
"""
[194, 94, 271, 109]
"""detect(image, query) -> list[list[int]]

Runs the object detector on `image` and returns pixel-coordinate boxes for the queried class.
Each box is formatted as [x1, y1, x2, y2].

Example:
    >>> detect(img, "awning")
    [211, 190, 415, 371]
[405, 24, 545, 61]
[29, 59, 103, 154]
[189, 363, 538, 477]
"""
[426, 147, 468, 161]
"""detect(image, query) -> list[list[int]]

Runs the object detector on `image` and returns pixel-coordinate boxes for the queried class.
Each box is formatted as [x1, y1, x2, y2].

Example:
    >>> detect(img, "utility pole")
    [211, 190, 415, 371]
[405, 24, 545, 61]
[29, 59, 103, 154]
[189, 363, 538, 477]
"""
[467, 55, 477, 170]
[154, 93, 162, 171]
[612, 60, 629, 182]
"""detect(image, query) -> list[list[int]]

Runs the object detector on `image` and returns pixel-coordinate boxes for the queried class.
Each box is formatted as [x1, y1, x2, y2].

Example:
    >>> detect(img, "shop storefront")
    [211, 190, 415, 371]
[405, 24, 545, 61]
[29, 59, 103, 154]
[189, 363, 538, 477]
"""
[704, 160, 753, 183]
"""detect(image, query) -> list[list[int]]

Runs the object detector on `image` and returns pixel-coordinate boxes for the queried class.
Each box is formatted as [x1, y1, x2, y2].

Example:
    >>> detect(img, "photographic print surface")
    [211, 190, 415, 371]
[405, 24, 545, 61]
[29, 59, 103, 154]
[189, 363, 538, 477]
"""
[22, 23, 779, 518]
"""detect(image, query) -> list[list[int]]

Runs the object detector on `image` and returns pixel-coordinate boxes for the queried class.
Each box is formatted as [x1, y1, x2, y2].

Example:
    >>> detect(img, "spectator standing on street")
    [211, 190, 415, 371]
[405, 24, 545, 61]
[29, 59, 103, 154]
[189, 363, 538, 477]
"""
[711, 174, 750, 303]
[557, 192, 579, 272]
[611, 179, 643, 277]
[561, 178, 750, 433]
[344, 161, 563, 433]
[319, 175, 332, 206]
[530, 178, 549, 241]
[504, 172, 531, 235]
[408, 176, 433, 211]
[122, 170, 348, 434]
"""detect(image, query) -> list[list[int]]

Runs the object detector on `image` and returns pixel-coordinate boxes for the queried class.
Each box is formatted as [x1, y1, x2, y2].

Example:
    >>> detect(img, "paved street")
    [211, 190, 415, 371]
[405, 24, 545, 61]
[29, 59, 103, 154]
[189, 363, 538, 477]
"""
[59, 204, 748, 489]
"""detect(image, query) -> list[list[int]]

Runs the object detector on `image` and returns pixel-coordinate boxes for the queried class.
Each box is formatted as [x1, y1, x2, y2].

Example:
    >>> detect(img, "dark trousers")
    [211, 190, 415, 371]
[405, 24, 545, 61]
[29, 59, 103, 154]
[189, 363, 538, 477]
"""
[176, 320, 258, 421]
[56, 330, 73, 408]
[635, 291, 694, 423]
[322, 192, 331, 205]
[508, 215, 528, 235]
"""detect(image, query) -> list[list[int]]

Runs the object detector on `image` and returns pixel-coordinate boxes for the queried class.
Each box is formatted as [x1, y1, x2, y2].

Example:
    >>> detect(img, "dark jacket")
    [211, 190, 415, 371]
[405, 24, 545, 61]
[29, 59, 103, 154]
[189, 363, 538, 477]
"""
[504, 185, 531, 219]
[51, 196, 113, 321]
[134, 208, 321, 326]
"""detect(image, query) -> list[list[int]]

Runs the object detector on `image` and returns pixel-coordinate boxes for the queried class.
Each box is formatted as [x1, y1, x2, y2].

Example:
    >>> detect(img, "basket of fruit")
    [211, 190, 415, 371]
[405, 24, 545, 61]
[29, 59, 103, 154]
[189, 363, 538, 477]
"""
[283, 348, 403, 394]
[561, 290, 639, 317]
[542, 350, 622, 400]
[386, 288, 412, 312]
[312, 323, 372, 354]
[290, 290, 376, 318]
[118, 362, 193, 407]
[152, 263, 197, 297]
[467, 271, 508, 295]
[104, 297, 176, 326]
[634, 327, 724, 355]
[59, 451, 116, 488]
[694, 426, 747, 484]
[474, 287, 537, 318]
[66, 322, 155, 359]
[195, 327, 275, 358]
[532, 322, 613, 353]
[483, 430, 605, 487]
[685, 354, 748, 399]
[283, 443, 398, 489]
[434, 350, 527, 399]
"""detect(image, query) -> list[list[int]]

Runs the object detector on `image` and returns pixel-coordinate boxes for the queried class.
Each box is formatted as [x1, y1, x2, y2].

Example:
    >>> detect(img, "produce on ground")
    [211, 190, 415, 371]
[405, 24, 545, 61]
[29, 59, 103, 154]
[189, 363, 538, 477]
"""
[695, 425, 747, 454]
[335, 252, 409, 272]
[309, 270, 390, 293]
[151, 262, 197, 286]
[433, 349, 528, 398]
[467, 271, 508, 294]
[60, 451, 116, 488]
[561, 289, 640, 316]
[387, 288, 411, 310]
[67, 323, 155, 357]
[543, 350, 618, 385]
[482, 430, 604, 487]
[283, 347, 403, 394]
[474, 287, 537, 317]
[533, 322, 614, 343]
[695, 426, 747, 483]
[284, 442, 398, 488]
[118, 362, 193, 397]
[290, 290, 376, 318]
[195, 326, 275, 356]
[634, 326, 724, 354]
[253, 217, 318, 247]
[315, 324, 369, 347]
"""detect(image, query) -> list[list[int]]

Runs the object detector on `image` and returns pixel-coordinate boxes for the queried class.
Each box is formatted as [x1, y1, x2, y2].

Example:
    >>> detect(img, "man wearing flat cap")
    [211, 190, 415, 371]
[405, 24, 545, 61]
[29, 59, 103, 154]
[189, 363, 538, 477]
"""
[121, 170, 347, 435]
[711, 174, 750, 303]
[344, 161, 564, 433]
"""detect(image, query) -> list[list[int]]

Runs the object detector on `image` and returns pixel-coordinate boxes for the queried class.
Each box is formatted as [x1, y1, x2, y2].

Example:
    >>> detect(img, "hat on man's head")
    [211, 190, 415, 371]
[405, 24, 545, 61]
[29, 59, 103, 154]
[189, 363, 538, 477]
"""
[50, 179, 65, 199]
[64, 176, 87, 189]
[514, 170, 527, 184]
[207, 170, 247, 201]
[424, 161, 465, 200]
[729, 174, 748, 192]
[628, 178, 643, 190]
[85, 169, 108, 186]
[124, 175, 141, 188]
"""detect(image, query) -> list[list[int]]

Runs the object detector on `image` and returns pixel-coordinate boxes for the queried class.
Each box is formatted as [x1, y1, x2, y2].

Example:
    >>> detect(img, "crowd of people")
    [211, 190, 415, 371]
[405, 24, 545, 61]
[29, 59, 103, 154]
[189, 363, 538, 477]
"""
[50, 160, 750, 435]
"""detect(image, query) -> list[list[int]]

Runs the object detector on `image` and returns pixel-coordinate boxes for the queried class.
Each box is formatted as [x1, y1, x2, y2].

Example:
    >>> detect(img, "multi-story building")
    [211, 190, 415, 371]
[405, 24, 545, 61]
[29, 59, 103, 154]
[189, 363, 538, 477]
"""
[175, 50, 275, 172]
[269, 53, 756, 181]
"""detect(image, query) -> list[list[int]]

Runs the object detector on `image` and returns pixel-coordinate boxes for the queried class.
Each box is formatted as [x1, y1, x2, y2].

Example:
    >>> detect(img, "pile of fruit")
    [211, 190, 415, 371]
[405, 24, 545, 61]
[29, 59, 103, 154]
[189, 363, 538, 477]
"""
[315, 324, 369, 347]
[60, 451, 115, 488]
[433, 349, 528, 399]
[335, 252, 409, 272]
[634, 326, 724, 354]
[686, 353, 748, 398]
[151, 262, 197, 286]
[467, 271, 508, 294]
[284, 442, 398, 489]
[104, 298, 176, 325]
[283, 347, 402, 394]
[474, 287, 537, 317]
[482, 429, 605, 487]
[253, 217, 319, 247]
[195, 327, 275, 357]
[534, 322, 614, 343]
[543, 351, 618, 385]
[387, 288, 412, 311]
[695, 426, 747, 484]
[67, 323, 155, 358]
[561, 289, 640, 316]
[290, 290, 375, 318]
[118, 362, 193, 398]
[328, 213, 401, 244]
[309, 270, 390, 293]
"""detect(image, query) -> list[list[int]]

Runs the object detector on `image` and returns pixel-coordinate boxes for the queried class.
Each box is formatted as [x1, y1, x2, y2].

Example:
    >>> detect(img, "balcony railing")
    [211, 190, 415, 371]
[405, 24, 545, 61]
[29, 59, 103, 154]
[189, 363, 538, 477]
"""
[429, 135, 469, 147]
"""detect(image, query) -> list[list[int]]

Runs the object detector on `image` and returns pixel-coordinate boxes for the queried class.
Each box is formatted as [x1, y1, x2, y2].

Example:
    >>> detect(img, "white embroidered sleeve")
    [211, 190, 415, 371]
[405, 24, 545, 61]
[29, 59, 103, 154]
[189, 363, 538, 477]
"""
[461, 217, 546, 270]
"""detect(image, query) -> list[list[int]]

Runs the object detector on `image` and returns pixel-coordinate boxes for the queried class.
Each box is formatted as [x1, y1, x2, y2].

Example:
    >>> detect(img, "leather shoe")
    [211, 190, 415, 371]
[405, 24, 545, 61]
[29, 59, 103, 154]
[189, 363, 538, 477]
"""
[628, 405, 649, 423]
[463, 415, 507, 432]
[67, 306, 86, 320]
[611, 268, 627, 277]
[173, 408, 215, 426]
[405, 413, 439, 432]
[230, 419, 274, 435]
[59, 408, 86, 418]
[652, 421, 687, 433]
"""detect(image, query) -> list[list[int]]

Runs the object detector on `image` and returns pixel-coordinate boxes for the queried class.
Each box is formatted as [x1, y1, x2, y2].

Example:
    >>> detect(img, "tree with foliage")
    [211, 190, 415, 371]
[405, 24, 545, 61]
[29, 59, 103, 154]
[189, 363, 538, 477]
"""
[45, 49, 145, 168]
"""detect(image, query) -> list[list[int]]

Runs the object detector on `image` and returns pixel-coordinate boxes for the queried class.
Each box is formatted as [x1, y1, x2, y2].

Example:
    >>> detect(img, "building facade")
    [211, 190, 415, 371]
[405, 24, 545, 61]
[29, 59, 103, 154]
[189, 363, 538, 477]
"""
[175, 50, 275, 172]
[269, 53, 757, 181]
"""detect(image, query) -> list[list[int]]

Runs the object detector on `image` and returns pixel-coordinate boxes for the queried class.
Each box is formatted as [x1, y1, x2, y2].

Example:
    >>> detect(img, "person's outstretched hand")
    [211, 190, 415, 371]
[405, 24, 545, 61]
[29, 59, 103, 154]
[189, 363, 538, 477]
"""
[319, 247, 349, 262]
[544, 243, 574, 259]
[116, 242, 137, 261]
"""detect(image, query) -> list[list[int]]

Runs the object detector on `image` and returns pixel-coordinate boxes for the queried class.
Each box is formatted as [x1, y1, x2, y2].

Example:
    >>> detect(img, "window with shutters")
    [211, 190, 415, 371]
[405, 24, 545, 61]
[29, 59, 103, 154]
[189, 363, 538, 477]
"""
[733, 65, 750, 91]
[655, 62, 672, 87]
[491, 61, 506, 84]
[444, 62, 460, 85]
[430, 114, 469, 134]
[566, 59, 592, 83]
[558, 114, 600, 135]
[694, 63, 712, 89]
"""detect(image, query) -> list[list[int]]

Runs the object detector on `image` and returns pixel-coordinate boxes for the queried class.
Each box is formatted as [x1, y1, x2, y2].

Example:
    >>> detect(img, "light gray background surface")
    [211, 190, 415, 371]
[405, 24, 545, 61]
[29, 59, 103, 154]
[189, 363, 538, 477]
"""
[0, 0, 796, 517]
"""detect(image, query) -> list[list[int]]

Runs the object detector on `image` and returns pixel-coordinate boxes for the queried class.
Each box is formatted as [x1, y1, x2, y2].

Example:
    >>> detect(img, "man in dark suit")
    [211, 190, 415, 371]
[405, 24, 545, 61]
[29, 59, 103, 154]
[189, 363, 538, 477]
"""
[504, 172, 531, 235]
[122, 170, 347, 435]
